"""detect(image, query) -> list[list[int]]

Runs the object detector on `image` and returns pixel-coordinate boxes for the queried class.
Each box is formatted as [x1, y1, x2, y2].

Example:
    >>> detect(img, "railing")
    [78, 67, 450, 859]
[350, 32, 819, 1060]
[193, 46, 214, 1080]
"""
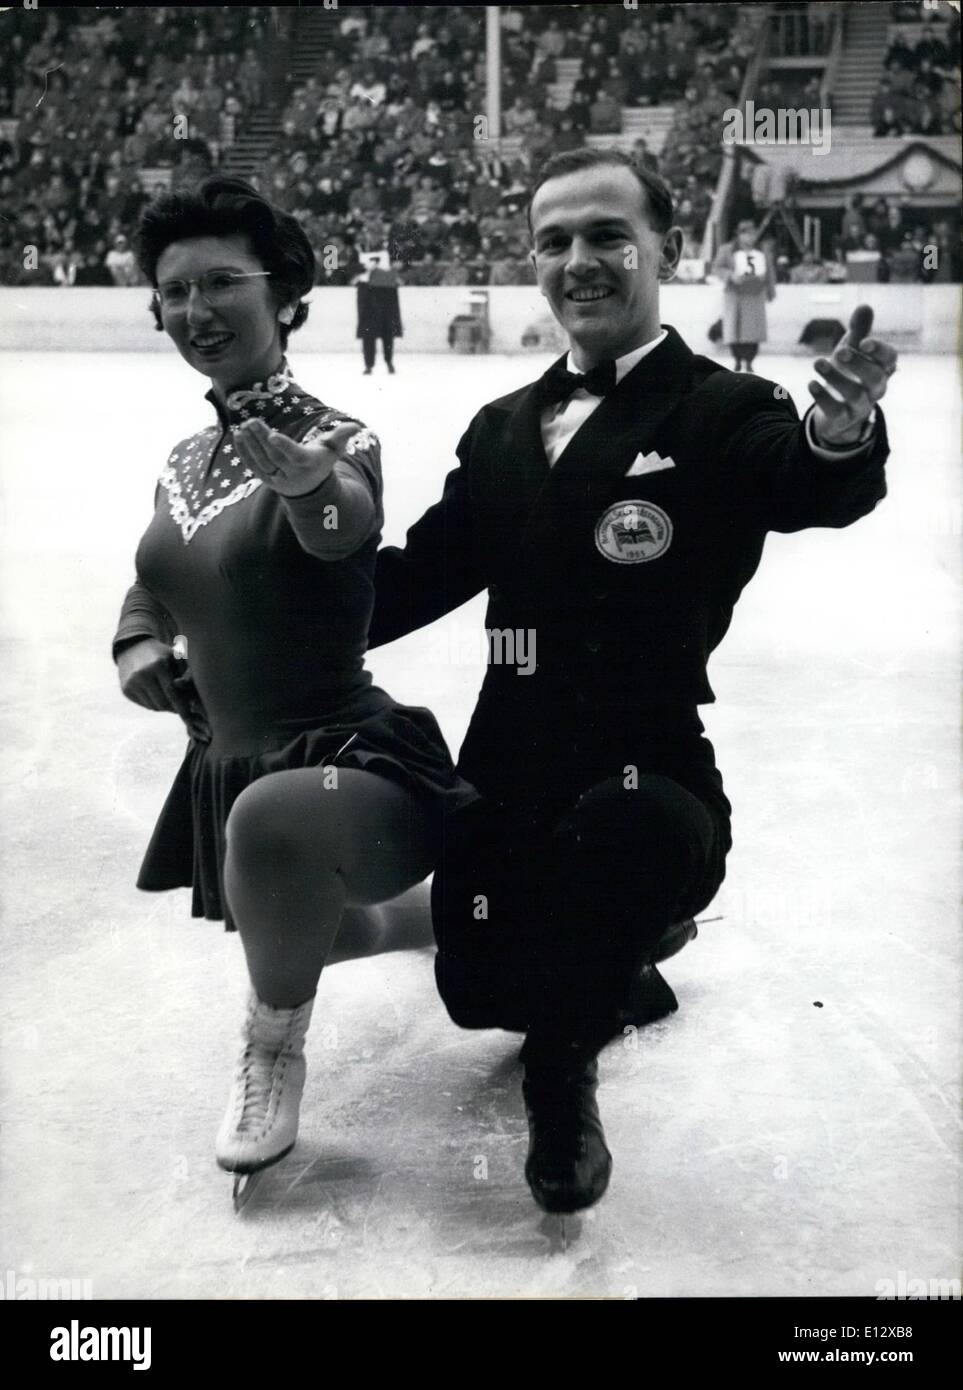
[819, 3, 845, 109]
[768, 2, 836, 58]
[704, 6, 774, 262]
[261, 8, 297, 111]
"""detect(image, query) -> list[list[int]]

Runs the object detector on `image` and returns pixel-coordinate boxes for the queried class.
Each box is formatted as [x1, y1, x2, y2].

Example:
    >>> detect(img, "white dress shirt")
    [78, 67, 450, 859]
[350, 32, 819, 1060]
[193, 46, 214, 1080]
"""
[538, 329, 876, 467]
[540, 331, 667, 468]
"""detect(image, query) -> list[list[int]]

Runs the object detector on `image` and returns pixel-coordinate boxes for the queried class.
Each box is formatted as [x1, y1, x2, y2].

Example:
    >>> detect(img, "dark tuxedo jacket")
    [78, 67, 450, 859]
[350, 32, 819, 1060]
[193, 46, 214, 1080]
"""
[369, 325, 889, 803]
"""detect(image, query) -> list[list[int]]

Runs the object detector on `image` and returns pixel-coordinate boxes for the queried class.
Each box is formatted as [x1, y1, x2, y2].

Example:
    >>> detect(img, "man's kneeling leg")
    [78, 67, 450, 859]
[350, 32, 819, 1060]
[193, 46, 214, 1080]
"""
[518, 774, 727, 1213]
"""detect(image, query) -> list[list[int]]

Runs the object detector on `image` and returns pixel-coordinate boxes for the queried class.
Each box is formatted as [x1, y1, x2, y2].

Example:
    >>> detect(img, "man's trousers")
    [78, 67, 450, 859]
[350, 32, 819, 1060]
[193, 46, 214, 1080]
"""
[432, 765, 732, 1049]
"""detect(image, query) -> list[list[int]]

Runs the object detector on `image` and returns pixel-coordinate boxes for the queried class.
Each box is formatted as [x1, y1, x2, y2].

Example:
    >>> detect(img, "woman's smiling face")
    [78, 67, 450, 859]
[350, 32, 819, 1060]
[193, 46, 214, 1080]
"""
[155, 233, 288, 397]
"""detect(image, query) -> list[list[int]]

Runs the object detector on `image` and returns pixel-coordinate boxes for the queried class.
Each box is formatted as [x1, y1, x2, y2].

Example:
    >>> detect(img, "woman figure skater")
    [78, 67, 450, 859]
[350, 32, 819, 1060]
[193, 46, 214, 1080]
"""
[112, 176, 476, 1204]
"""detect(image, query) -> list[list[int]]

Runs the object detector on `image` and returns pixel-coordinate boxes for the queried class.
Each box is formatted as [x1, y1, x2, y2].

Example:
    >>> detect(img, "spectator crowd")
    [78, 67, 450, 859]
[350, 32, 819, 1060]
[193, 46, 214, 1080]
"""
[0, 4, 958, 289]
[0, 6, 270, 285]
[256, 3, 759, 284]
[871, 9, 961, 136]
[1, 4, 759, 286]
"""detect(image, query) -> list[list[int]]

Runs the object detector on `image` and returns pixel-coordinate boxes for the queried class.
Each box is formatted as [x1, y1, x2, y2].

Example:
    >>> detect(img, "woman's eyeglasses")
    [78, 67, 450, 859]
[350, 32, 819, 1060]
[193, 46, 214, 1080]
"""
[153, 269, 272, 310]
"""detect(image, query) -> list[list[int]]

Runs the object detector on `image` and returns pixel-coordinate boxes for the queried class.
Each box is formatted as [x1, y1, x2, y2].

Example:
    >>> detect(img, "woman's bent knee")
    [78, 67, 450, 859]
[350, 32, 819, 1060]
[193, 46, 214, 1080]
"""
[225, 772, 340, 871]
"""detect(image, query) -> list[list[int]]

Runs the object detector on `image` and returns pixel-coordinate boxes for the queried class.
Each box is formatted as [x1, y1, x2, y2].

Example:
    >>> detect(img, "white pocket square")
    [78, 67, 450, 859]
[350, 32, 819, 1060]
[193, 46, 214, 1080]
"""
[625, 450, 676, 477]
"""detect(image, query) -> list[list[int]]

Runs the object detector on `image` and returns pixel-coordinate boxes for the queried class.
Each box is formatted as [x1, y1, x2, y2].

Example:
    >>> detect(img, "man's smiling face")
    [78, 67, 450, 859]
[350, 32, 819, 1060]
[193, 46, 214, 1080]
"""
[530, 163, 678, 369]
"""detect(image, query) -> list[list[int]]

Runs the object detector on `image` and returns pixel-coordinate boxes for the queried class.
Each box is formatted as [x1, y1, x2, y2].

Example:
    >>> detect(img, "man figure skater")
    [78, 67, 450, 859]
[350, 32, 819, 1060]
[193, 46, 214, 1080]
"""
[369, 150, 897, 1215]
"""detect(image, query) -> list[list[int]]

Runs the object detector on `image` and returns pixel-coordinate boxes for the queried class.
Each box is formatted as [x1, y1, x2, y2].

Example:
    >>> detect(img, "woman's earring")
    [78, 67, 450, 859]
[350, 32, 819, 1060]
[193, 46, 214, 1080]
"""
[279, 306, 295, 325]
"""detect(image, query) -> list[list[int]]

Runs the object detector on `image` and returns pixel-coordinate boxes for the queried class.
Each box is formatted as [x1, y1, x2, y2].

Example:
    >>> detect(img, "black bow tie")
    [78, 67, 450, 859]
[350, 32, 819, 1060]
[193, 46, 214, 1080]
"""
[537, 358, 618, 408]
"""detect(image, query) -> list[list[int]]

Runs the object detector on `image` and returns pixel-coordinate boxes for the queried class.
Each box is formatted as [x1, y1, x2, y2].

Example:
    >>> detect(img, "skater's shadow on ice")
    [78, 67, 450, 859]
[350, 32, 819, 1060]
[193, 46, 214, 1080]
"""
[240, 1150, 378, 1214]
[485, 1041, 523, 1085]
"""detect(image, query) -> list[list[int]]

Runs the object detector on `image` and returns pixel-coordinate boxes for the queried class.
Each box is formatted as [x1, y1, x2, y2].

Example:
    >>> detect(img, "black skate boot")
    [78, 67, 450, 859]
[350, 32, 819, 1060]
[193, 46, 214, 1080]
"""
[521, 1052, 612, 1214]
[615, 917, 698, 1029]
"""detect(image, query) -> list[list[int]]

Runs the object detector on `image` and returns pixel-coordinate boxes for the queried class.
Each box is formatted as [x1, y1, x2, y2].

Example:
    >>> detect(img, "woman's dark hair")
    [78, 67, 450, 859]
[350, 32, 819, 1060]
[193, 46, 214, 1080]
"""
[136, 175, 315, 345]
[527, 148, 674, 237]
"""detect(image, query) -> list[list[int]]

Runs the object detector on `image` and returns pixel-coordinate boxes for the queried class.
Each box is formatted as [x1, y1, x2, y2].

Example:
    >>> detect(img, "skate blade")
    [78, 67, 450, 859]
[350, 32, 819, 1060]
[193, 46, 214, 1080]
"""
[225, 1140, 296, 1214]
[232, 1170, 267, 1214]
[539, 1211, 584, 1252]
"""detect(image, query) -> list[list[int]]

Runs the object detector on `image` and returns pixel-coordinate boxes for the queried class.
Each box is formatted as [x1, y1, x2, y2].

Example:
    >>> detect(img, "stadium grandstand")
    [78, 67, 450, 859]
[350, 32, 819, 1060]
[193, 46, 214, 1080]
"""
[1, 2, 959, 290]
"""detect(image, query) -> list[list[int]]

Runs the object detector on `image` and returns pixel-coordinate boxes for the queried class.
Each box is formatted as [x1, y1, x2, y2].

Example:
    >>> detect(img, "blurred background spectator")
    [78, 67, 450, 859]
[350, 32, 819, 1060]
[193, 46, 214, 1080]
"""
[872, 7, 961, 135]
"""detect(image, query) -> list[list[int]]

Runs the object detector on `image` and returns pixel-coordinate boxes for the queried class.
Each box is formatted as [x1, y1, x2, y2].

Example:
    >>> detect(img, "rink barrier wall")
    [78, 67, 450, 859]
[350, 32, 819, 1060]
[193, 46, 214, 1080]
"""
[0, 284, 958, 354]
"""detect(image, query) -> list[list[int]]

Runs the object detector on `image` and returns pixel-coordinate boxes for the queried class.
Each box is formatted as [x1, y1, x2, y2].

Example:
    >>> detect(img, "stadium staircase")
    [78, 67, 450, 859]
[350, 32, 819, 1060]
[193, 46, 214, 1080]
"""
[830, 1, 891, 132]
[222, 6, 340, 181]
[544, 56, 676, 156]
[221, 110, 283, 182]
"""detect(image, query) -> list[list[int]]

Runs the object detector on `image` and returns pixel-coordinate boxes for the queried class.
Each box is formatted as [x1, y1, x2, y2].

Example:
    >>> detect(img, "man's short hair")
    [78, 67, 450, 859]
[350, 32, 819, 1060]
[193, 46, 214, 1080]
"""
[527, 148, 674, 237]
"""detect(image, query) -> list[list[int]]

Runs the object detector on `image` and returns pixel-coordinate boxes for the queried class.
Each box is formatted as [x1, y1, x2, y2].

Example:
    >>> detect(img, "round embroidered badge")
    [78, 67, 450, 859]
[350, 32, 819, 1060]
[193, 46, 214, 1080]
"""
[595, 500, 673, 564]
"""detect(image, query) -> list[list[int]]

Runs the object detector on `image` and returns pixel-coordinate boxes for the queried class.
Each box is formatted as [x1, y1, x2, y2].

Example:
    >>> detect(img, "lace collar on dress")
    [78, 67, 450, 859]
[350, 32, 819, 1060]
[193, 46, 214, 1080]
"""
[205, 357, 301, 427]
[163, 358, 320, 544]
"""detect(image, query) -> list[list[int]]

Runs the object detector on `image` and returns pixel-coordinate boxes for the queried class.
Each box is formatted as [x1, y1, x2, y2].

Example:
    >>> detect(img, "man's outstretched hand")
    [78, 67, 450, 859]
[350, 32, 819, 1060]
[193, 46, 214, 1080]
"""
[808, 305, 898, 447]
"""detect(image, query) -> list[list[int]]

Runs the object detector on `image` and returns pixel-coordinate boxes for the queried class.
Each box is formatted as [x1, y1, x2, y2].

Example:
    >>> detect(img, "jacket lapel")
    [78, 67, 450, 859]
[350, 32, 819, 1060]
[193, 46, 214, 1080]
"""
[549, 326, 693, 491]
[493, 352, 560, 502]
[476, 353, 557, 577]
[517, 328, 694, 576]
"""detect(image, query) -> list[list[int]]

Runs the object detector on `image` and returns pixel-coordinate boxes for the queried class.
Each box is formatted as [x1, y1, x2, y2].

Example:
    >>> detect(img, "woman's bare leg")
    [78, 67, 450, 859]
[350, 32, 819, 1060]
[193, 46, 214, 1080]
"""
[223, 768, 437, 1008]
[331, 882, 434, 963]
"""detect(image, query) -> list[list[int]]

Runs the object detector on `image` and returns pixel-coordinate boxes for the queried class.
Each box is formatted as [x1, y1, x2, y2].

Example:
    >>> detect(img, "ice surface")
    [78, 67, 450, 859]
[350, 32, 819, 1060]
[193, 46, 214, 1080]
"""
[0, 347, 959, 1298]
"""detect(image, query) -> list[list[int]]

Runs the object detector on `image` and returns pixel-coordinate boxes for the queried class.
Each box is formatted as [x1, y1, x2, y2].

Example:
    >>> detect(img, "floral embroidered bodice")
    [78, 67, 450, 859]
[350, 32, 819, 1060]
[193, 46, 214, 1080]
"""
[118, 359, 386, 745]
[158, 358, 377, 544]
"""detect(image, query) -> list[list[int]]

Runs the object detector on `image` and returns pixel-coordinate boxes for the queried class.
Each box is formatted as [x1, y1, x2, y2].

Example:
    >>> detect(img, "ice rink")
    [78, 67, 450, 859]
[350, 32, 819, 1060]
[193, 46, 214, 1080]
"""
[1, 344, 959, 1299]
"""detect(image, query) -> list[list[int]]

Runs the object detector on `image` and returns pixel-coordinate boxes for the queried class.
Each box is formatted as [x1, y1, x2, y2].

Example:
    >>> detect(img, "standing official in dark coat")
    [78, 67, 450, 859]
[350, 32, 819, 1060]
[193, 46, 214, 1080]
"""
[368, 150, 898, 1216]
[357, 264, 403, 374]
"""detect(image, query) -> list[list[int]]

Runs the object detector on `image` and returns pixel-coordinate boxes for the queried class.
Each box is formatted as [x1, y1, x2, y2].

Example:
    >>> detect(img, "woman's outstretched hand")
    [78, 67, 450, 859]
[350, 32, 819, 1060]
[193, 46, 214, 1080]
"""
[117, 638, 211, 742]
[233, 418, 362, 498]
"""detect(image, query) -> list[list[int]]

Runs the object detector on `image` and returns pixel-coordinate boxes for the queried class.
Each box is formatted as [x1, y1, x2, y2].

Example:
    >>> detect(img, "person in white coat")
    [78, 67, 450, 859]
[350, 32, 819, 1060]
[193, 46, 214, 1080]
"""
[712, 218, 776, 371]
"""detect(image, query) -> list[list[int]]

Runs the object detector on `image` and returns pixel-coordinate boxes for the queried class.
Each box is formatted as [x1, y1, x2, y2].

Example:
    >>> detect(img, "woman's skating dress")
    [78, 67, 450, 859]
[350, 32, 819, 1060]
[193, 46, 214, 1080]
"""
[113, 360, 477, 929]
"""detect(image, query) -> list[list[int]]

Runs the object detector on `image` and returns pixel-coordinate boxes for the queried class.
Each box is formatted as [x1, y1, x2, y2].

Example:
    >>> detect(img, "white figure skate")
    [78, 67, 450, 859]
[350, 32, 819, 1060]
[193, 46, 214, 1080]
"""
[215, 991, 315, 1212]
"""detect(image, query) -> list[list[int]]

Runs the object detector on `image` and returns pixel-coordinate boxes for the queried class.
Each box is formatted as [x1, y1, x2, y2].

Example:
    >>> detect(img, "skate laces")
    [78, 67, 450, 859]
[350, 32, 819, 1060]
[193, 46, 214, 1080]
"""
[233, 1045, 284, 1132]
[227, 996, 313, 1133]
